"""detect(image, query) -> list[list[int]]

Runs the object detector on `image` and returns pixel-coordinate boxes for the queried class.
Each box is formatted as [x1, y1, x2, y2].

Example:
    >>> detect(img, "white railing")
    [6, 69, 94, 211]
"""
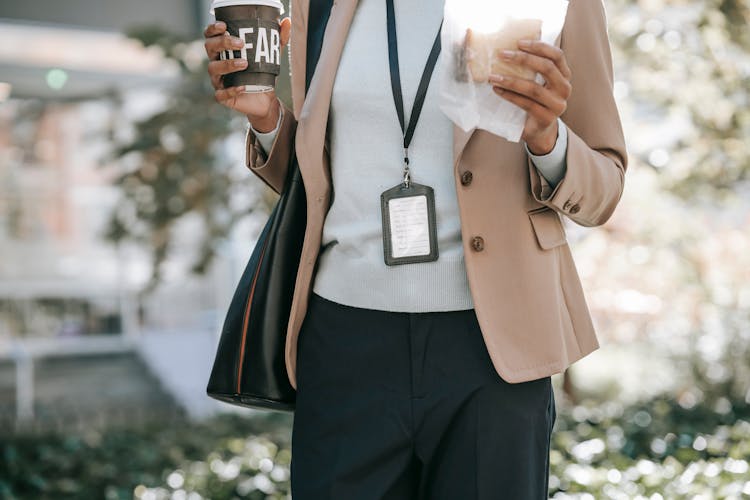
[0, 334, 135, 423]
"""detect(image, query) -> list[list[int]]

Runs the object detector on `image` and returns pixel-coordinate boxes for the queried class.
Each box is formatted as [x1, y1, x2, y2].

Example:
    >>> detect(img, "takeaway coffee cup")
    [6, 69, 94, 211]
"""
[210, 0, 285, 92]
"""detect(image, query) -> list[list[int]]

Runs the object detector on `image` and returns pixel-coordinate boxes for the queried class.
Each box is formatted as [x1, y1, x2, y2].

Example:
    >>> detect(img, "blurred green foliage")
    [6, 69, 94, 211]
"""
[549, 393, 750, 495]
[2, 393, 749, 499]
[605, 0, 750, 199]
[0, 412, 293, 500]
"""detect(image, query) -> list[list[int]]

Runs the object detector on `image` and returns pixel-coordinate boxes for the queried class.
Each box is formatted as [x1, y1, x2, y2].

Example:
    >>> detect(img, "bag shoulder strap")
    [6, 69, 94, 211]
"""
[305, 0, 334, 92]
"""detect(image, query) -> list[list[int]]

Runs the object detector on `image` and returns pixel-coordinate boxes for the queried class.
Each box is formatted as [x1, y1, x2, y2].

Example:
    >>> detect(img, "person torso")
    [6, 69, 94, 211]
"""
[311, 0, 475, 312]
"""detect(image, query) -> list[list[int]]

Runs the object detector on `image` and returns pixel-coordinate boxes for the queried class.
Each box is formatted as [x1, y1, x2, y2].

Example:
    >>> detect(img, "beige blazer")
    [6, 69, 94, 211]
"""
[244, 0, 628, 390]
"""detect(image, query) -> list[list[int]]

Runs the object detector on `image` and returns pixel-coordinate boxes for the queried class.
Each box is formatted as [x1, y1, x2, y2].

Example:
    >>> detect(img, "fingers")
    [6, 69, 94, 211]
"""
[489, 74, 566, 115]
[206, 17, 292, 94]
[488, 41, 572, 127]
[208, 59, 248, 89]
[204, 20, 226, 38]
[496, 47, 571, 98]
[489, 74, 564, 126]
[491, 86, 558, 126]
[214, 86, 245, 105]
[204, 30, 245, 61]
[205, 18, 291, 61]
[517, 39, 572, 82]
[498, 44, 572, 99]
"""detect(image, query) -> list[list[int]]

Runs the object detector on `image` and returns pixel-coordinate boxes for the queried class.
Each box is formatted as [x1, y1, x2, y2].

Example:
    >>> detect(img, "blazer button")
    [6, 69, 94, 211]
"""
[460, 170, 473, 186]
[570, 204, 581, 214]
[471, 236, 485, 252]
[563, 200, 572, 211]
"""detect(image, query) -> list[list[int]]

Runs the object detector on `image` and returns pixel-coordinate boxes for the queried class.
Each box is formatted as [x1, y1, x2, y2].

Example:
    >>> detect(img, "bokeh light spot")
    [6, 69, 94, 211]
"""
[46, 68, 69, 90]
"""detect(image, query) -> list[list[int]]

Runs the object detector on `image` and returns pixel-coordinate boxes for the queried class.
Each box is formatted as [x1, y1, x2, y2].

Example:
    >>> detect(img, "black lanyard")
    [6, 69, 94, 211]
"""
[386, 0, 443, 186]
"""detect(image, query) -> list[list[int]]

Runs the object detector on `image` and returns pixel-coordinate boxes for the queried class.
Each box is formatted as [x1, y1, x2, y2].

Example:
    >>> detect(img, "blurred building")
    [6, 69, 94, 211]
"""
[0, 1, 243, 432]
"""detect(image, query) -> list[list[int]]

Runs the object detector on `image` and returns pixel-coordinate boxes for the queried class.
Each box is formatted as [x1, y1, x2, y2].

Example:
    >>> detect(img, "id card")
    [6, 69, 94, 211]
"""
[380, 181, 439, 266]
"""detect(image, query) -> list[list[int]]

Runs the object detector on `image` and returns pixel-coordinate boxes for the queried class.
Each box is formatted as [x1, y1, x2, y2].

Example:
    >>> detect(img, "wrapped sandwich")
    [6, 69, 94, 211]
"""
[464, 19, 543, 82]
[438, 0, 569, 142]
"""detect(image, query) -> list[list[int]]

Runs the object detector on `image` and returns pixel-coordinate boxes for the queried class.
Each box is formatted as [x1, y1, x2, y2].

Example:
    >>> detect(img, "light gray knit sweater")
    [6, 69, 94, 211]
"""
[249, 0, 568, 312]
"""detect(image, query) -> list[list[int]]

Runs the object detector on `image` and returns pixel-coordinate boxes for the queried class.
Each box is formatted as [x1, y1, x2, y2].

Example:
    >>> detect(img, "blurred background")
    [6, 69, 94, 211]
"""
[0, 0, 748, 498]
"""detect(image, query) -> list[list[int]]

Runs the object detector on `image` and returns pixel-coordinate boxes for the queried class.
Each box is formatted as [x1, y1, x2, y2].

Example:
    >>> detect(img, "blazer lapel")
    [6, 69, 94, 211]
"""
[295, 0, 356, 200]
[453, 125, 476, 169]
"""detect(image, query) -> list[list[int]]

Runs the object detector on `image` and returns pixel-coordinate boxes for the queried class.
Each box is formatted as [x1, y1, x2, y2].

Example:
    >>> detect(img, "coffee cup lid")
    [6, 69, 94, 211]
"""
[210, 0, 284, 15]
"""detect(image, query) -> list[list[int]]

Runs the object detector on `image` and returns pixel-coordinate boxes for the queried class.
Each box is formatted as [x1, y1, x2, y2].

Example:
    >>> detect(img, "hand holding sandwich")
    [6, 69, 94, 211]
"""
[488, 40, 572, 155]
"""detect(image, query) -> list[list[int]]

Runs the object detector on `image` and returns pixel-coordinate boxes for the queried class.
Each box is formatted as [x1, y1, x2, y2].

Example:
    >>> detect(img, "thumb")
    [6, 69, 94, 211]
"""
[280, 17, 292, 47]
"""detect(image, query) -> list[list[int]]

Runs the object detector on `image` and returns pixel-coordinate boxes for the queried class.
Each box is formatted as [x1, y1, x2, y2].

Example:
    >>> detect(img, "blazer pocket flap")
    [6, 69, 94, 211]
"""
[528, 207, 567, 250]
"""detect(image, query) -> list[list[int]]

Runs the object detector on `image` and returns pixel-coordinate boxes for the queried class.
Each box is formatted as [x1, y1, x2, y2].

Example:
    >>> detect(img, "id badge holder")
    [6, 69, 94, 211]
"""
[380, 181, 439, 266]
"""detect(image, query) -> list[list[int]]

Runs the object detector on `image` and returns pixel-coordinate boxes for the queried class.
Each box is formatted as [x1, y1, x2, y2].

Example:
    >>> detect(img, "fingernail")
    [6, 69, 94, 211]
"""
[500, 49, 514, 58]
[233, 59, 247, 67]
[518, 39, 533, 47]
[490, 74, 505, 82]
[232, 37, 244, 47]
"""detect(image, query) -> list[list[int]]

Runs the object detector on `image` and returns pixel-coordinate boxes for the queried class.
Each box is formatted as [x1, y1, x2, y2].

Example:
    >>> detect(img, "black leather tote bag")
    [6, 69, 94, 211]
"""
[206, 0, 334, 412]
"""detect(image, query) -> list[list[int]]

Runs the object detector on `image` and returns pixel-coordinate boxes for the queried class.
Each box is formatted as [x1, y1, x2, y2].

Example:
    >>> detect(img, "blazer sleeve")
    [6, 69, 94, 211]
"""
[244, 0, 308, 195]
[526, 0, 629, 227]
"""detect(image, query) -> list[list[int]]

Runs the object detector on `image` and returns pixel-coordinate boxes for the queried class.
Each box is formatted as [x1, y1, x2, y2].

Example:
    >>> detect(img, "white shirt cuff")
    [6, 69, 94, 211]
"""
[524, 117, 568, 189]
[248, 106, 283, 155]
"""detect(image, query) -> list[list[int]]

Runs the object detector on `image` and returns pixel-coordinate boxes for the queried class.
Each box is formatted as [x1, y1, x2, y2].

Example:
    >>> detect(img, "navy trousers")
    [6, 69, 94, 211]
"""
[291, 292, 557, 500]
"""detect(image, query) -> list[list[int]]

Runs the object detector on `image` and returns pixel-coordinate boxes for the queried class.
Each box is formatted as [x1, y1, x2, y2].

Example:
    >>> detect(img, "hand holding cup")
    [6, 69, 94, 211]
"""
[204, 13, 291, 131]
